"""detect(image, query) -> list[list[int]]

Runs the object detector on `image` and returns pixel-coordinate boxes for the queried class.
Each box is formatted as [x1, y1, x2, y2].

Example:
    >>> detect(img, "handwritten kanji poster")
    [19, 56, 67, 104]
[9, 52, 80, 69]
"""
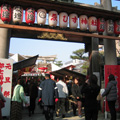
[0, 59, 13, 116]
[104, 65, 120, 112]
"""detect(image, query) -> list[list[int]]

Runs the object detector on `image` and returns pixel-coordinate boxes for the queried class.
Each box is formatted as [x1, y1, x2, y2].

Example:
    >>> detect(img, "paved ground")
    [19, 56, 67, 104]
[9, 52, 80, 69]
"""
[21, 101, 111, 120]
[2, 99, 119, 120]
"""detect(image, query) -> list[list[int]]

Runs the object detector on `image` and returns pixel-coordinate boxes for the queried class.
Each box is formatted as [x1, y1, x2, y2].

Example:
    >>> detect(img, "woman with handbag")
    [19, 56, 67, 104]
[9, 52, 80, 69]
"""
[10, 77, 29, 120]
[102, 74, 117, 120]
[0, 85, 6, 119]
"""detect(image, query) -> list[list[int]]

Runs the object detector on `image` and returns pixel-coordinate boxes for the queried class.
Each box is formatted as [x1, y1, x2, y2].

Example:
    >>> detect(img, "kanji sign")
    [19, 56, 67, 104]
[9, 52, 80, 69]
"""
[0, 59, 13, 117]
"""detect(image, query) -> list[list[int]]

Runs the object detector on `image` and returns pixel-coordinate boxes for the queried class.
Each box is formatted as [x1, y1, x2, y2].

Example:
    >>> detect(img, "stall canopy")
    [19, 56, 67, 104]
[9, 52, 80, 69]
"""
[13, 55, 39, 71]
[50, 68, 86, 81]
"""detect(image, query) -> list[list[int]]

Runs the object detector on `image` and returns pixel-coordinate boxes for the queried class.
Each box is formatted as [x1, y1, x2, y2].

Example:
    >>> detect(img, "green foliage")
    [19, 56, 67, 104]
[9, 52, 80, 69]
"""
[55, 61, 63, 67]
[81, 61, 89, 75]
[70, 49, 86, 60]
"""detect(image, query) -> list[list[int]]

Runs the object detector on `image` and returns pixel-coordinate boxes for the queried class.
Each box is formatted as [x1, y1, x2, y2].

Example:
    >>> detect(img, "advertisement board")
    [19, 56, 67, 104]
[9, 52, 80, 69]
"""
[0, 59, 13, 116]
[104, 65, 120, 111]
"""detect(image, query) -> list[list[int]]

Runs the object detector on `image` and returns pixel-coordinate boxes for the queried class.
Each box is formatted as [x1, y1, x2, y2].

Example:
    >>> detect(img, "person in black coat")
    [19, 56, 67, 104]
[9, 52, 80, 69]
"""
[28, 79, 38, 116]
[39, 74, 59, 120]
[72, 77, 83, 117]
[102, 74, 117, 120]
[81, 74, 100, 120]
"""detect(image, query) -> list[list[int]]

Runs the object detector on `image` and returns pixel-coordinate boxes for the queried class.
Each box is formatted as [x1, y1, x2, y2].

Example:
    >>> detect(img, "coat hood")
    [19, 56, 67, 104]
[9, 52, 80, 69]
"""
[110, 80, 117, 86]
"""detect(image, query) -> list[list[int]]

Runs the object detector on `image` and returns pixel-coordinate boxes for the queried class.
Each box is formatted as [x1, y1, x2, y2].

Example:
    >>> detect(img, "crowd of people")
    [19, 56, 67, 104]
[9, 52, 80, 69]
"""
[5, 73, 117, 120]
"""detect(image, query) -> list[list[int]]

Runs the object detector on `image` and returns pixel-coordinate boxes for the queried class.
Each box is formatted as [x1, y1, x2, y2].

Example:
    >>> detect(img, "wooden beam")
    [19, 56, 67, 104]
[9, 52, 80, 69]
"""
[0, 24, 119, 40]
[0, 0, 120, 20]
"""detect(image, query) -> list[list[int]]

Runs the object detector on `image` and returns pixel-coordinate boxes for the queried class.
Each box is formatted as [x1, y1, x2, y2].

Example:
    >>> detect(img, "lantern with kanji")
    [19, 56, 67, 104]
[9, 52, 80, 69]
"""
[37, 9, 47, 25]
[106, 20, 114, 34]
[1, 4, 11, 23]
[114, 20, 120, 34]
[59, 12, 68, 28]
[49, 11, 58, 27]
[12, 6, 23, 24]
[69, 13, 78, 29]
[97, 18, 105, 32]
[79, 15, 88, 31]
[25, 8, 35, 25]
[88, 16, 97, 32]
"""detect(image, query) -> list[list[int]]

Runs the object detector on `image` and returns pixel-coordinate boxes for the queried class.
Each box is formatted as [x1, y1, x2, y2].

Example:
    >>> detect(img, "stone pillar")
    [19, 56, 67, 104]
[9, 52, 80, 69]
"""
[88, 36, 102, 85]
[0, 18, 11, 58]
[101, 0, 117, 65]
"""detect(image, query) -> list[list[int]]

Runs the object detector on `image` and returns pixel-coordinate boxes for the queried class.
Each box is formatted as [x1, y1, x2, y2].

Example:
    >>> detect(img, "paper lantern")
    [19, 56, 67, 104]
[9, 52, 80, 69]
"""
[49, 11, 58, 27]
[114, 20, 120, 34]
[69, 13, 78, 29]
[97, 18, 105, 32]
[79, 15, 88, 31]
[88, 16, 97, 32]
[12, 6, 23, 24]
[106, 20, 114, 34]
[1, 4, 11, 23]
[25, 8, 35, 24]
[59, 12, 68, 28]
[37, 9, 47, 25]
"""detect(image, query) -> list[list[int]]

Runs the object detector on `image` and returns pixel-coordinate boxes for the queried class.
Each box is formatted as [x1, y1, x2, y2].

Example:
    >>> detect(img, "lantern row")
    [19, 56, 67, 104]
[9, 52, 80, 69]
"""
[1, 4, 120, 34]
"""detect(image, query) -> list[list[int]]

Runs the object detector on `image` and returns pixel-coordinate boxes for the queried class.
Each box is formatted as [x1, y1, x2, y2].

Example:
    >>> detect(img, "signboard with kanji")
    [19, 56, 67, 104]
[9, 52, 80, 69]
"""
[104, 65, 120, 112]
[0, 59, 13, 116]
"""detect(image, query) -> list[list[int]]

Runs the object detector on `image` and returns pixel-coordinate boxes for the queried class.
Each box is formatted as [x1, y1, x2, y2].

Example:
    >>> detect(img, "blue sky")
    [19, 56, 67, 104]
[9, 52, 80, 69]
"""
[9, 0, 120, 63]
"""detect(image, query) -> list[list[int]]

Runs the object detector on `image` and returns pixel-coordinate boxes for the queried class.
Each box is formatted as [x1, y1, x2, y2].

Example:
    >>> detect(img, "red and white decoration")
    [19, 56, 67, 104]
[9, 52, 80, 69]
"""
[37, 9, 47, 25]
[49, 11, 58, 27]
[97, 18, 105, 32]
[25, 8, 35, 24]
[88, 16, 97, 32]
[1, 4, 11, 23]
[114, 20, 120, 34]
[79, 15, 88, 31]
[12, 6, 23, 24]
[1, 5, 120, 35]
[59, 12, 68, 28]
[106, 20, 114, 34]
[69, 13, 78, 29]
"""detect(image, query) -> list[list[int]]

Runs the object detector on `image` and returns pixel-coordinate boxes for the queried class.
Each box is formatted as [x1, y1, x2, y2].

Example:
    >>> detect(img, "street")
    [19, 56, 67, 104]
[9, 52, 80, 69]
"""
[21, 100, 112, 120]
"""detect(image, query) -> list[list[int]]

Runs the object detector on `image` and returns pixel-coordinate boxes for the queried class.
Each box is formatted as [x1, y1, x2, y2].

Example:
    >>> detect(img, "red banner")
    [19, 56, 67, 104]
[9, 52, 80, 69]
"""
[104, 65, 120, 111]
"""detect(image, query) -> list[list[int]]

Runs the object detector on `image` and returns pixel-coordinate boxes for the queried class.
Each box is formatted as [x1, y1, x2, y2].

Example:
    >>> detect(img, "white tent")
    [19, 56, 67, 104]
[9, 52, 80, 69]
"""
[51, 63, 61, 71]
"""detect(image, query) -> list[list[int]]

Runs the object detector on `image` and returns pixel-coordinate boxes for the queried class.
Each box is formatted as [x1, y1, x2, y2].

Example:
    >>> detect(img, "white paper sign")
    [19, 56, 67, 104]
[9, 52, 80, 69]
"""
[0, 59, 13, 117]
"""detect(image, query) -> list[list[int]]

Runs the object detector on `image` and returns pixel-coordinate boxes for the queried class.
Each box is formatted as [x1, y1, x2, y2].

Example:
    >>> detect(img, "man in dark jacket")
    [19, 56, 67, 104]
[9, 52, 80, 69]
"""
[39, 74, 59, 120]
[102, 74, 117, 120]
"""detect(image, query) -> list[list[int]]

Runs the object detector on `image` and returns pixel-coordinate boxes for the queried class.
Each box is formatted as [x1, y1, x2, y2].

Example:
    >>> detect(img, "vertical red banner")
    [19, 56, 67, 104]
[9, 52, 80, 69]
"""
[104, 65, 120, 111]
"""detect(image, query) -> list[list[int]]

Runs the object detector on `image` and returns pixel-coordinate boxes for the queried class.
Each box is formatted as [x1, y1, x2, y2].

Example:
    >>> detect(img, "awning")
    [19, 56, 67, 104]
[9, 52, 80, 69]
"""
[50, 68, 86, 81]
[13, 55, 39, 71]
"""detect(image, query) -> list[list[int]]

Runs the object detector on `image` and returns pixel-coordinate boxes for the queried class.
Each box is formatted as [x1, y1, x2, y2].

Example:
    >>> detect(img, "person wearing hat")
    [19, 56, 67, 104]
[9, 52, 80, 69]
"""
[39, 74, 59, 120]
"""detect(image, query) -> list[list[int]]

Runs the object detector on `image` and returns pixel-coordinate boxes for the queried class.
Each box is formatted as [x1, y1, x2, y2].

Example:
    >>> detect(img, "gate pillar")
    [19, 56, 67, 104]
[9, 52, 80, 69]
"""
[0, 19, 11, 58]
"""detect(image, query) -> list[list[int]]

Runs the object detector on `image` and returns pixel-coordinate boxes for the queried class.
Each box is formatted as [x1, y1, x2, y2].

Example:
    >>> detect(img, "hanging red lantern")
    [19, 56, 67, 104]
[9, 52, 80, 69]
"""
[114, 20, 120, 34]
[1, 4, 11, 23]
[88, 16, 97, 32]
[106, 20, 114, 34]
[97, 18, 105, 32]
[79, 15, 88, 31]
[69, 13, 78, 29]
[12, 6, 23, 24]
[59, 12, 68, 28]
[37, 9, 47, 25]
[49, 11, 58, 27]
[25, 8, 35, 24]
